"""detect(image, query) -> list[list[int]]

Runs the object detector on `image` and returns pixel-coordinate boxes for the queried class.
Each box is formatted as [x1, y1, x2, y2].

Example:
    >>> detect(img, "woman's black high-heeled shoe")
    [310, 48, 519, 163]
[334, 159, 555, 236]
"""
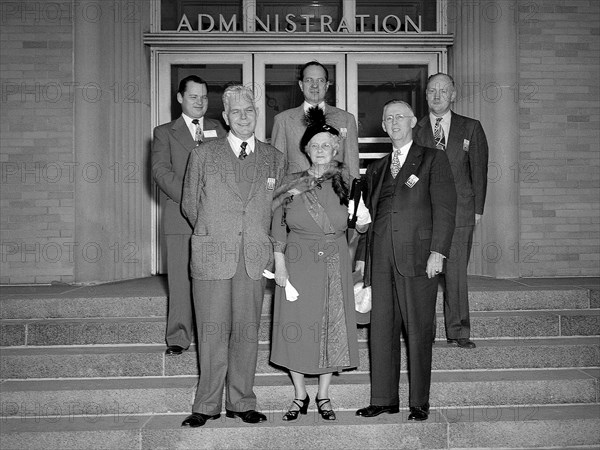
[282, 394, 310, 421]
[315, 397, 336, 420]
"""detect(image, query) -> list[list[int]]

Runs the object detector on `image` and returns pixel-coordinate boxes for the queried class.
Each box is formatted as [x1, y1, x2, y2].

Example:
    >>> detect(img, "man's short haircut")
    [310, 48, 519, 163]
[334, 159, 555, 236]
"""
[427, 72, 455, 88]
[299, 61, 330, 82]
[382, 99, 415, 120]
[222, 85, 255, 113]
[178, 75, 208, 95]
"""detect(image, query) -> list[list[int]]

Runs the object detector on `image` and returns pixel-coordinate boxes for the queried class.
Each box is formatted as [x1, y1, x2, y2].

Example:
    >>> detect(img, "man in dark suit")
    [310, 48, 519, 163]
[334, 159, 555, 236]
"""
[271, 60, 360, 178]
[180, 85, 285, 428]
[414, 73, 489, 349]
[151, 75, 226, 356]
[355, 100, 456, 421]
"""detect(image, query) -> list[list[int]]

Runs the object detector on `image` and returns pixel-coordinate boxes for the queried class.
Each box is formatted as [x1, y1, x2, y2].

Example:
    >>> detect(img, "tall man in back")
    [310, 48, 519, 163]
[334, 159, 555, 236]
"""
[271, 60, 360, 179]
[151, 75, 226, 356]
[356, 100, 456, 421]
[181, 85, 285, 427]
[414, 73, 489, 349]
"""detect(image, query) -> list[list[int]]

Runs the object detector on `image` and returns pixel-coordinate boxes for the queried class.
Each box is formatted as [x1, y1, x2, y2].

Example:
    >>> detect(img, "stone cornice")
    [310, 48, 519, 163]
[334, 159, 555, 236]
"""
[143, 32, 454, 51]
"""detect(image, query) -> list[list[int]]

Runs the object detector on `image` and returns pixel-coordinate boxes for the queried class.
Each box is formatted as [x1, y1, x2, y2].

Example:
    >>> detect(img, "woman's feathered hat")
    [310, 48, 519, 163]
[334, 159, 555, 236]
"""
[299, 107, 340, 156]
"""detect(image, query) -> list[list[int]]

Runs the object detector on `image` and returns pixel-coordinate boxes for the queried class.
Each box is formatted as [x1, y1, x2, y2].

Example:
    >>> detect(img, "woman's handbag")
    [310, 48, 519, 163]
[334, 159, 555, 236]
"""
[352, 270, 371, 325]
[347, 178, 363, 229]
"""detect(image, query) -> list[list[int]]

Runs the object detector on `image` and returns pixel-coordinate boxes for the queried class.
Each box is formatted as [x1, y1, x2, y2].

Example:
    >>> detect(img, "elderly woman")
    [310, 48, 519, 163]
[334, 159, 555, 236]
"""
[270, 108, 369, 421]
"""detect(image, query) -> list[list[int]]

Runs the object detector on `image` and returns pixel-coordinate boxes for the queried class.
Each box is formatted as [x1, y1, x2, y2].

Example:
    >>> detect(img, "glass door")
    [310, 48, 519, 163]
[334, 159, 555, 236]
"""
[152, 53, 252, 273]
[253, 53, 346, 143]
[347, 53, 440, 173]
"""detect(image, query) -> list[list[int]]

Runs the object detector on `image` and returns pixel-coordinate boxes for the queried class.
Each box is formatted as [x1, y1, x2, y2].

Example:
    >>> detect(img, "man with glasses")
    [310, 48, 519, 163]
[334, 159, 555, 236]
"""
[271, 60, 359, 178]
[355, 100, 456, 421]
[414, 73, 489, 349]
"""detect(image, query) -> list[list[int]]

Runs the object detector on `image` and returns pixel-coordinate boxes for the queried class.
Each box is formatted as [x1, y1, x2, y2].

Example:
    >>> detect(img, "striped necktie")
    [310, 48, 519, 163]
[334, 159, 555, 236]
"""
[434, 117, 445, 150]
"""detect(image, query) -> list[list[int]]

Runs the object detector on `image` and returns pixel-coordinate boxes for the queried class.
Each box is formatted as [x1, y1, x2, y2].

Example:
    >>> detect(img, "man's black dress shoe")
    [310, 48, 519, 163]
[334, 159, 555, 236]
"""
[165, 345, 185, 355]
[181, 412, 220, 427]
[408, 403, 430, 421]
[447, 338, 476, 349]
[356, 404, 399, 417]
[225, 409, 267, 423]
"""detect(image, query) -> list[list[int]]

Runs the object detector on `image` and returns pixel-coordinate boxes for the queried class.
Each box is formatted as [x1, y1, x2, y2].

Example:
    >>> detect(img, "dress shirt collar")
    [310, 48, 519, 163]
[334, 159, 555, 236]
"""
[392, 140, 412, 167]
[182, 113, 203, 136]
[227, 132, 255, 157]
[303, 101, 326, 113]
[429, 111, 451, 137]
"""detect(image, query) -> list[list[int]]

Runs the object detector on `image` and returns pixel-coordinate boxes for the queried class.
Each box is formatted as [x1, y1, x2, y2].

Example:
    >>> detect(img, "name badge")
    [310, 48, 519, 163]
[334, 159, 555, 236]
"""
[266, 178, 276, 190]
[463, 139, 470, 152]
[340, 128, 347, 138]
[204, 130, 218, 138]
[405, 175, 419, 188]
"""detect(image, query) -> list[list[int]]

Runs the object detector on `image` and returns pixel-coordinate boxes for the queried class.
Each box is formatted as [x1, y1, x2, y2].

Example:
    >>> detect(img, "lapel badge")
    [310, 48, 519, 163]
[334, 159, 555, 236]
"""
[405, 174, 419, 188]
[463, 139, 470, 152]
[266, 177, 276, 190]
[340, 127, 347, 138]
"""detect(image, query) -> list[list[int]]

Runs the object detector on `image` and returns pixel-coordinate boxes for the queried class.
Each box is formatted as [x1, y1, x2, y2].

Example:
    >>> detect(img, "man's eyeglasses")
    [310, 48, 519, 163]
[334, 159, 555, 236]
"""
[384, 114, 414, 123]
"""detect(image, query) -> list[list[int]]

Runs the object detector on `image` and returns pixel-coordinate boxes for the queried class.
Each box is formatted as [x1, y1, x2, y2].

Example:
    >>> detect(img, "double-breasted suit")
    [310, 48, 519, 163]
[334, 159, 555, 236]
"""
[181, 136, 285, 414]
[151, 116, 225, 349]
[271, 104, 360, 178]
[361, 143, 456, 408]
[414, 112, 488, 340]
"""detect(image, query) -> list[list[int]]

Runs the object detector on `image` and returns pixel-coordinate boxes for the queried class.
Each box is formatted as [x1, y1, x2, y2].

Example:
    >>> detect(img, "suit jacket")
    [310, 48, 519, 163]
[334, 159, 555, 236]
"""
[271, 104, 360, 179]
[151, 116, 226, 235]
[413, 112, 488, 227]
[361, 143, 457, 283]
[181, 137, 286, 281]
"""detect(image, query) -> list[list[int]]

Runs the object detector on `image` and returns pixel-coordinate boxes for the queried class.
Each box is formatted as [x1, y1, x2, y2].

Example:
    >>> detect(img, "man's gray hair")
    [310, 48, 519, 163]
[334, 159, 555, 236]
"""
[382, 99, 415, 119]
[223, 85, 255, 113]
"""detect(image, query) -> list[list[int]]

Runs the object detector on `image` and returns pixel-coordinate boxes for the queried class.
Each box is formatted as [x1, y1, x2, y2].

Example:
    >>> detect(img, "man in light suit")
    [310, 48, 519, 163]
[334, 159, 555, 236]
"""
[355, 100, 456, 421]
[271, 60, 360, 179]
[151, 75, 226, 356]
[180, 85, 285, 428]
[414, 73, 489, 349]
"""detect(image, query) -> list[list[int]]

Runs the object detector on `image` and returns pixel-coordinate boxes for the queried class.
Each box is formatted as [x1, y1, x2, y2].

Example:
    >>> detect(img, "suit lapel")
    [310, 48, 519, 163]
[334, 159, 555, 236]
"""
[217, 140, 242, 200]
[245, 141, 270, 204]
[398, 144, 423, 186]
[172, 117, 195, 150]
[416, 116, 435, 148]
[446, 112, 465, 162]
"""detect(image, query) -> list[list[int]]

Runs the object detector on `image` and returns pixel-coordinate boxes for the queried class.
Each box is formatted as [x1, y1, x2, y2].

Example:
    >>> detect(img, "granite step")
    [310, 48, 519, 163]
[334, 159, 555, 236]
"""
[1, 368, 598, 418]
[1, 281, 596, 320]
[1, 404, 598, 449]
[2, 308, 599, 347]
[1, 337, 598, 379]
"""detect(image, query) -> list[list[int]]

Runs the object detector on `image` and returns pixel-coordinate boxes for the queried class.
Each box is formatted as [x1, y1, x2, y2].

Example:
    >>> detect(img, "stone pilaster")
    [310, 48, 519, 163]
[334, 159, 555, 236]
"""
[73, 0, 152, 282]
[448, 0, 520, 277]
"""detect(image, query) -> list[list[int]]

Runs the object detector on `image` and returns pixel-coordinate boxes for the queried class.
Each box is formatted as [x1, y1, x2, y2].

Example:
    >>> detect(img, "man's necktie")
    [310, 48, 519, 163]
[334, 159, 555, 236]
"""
[390, 150, 401, 178]
[191, 119, 203, 143]
[434, 117, 445, 150]
[239, 141, 248, 160]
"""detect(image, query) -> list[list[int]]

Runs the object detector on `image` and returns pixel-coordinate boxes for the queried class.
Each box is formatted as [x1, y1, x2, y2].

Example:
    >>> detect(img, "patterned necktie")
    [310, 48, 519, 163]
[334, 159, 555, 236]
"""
[239, 141, 248, 160]
[434, 117, 445, 150]
[191, 119, 203, 143]
[390, 149, 401, 178]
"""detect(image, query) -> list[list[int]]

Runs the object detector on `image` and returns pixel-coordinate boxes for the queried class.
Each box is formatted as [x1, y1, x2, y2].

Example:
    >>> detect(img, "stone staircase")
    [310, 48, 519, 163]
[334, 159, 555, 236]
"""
[1, 276, 599, 449]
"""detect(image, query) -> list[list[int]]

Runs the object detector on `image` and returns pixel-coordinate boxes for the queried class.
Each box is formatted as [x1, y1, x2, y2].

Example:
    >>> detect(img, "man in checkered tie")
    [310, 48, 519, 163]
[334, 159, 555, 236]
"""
[151, 75, 226, 357]
[414, 73, 490, 349]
